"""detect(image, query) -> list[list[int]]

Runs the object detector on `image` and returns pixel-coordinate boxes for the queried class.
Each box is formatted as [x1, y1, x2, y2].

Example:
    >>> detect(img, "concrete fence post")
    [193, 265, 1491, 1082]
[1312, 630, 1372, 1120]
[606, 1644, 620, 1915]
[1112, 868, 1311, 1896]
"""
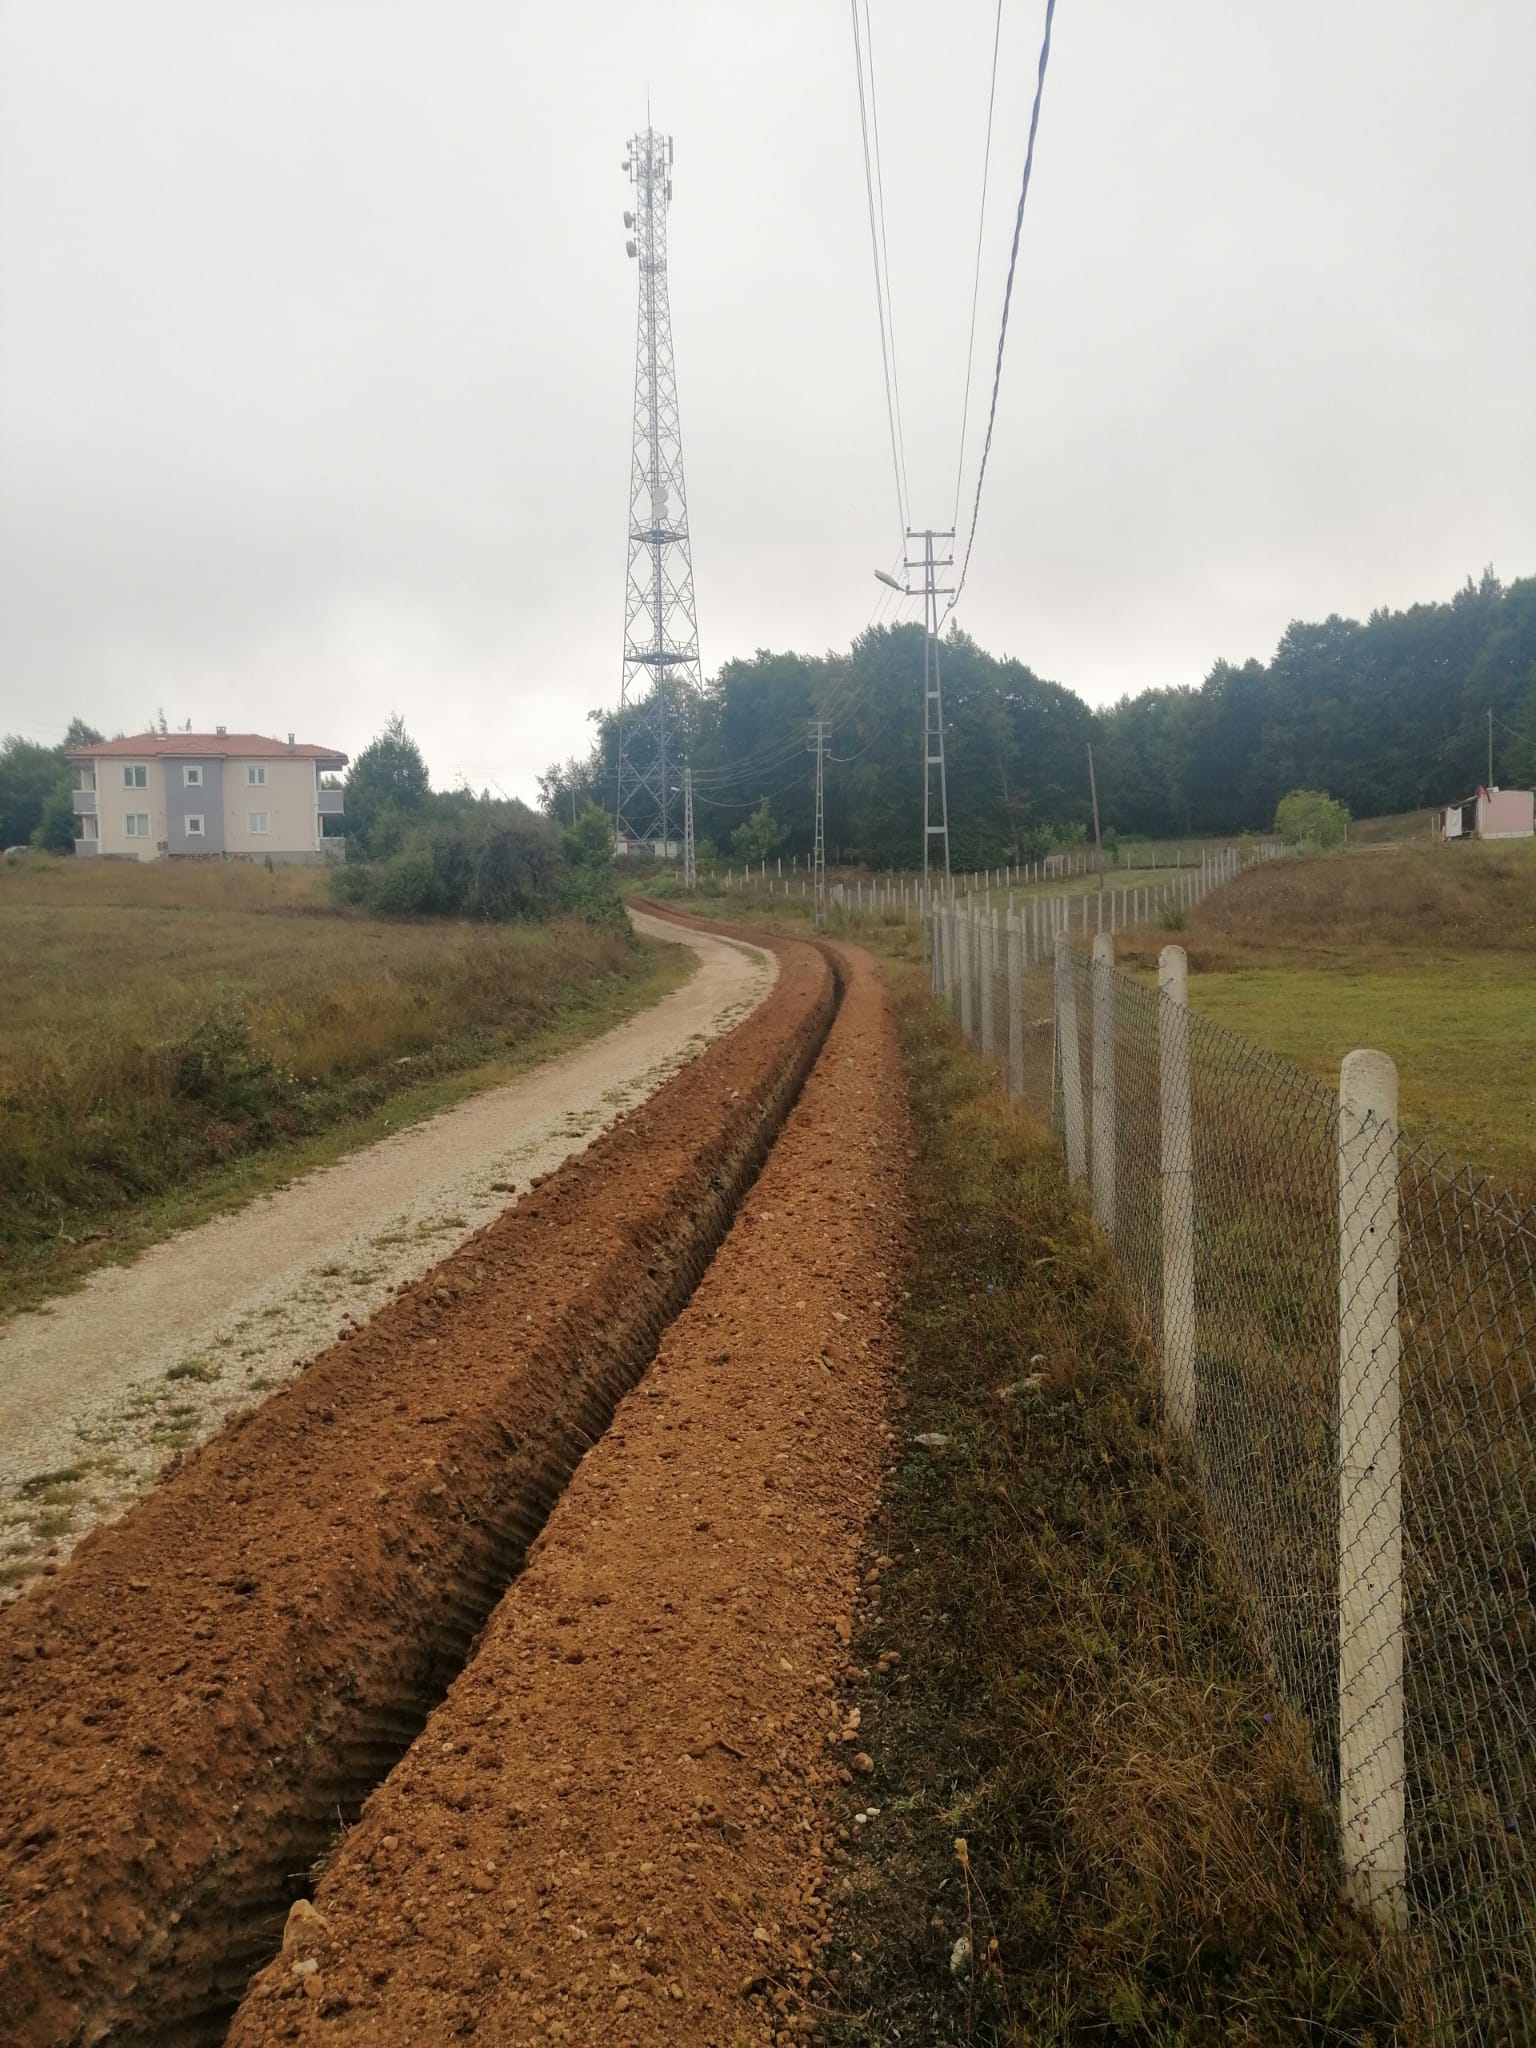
[1158, 945, 1196, 1432]
[958, 913, 974, 1042]
[1007, 921, 1024, 1098]
[1338, 1048, 1405, 1924]
[1055, 935, 1087, 1185]
[1090, 933, 1116, 1237]
[979, 912, 996, 1057]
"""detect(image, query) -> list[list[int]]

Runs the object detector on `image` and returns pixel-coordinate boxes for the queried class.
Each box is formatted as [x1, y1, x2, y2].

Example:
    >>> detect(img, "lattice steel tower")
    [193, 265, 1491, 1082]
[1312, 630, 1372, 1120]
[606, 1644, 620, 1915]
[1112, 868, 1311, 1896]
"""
[615, 125, 701, 855]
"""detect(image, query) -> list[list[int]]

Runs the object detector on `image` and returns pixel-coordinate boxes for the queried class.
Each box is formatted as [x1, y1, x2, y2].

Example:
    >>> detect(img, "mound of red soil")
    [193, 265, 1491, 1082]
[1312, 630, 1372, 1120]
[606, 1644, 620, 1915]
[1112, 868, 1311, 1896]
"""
[0, 930, 832, 2048]
[229, 944, 909, 2045]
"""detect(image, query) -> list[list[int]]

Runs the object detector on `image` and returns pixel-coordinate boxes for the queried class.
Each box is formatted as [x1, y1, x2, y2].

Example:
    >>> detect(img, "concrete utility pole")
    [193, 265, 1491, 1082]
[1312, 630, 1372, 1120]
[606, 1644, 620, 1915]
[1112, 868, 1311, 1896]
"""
[1087, 741, 1104, 889]
[875, 527, 954, 890]
[682, 766, 696, 890]
[807, 721, 830, 926]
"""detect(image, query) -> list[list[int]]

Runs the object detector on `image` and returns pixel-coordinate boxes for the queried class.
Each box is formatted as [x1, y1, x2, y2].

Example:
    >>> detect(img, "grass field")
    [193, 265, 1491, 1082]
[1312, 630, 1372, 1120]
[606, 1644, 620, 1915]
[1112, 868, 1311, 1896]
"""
[0, 856, 690, 1314]
[1115, 836, 1536, 1192]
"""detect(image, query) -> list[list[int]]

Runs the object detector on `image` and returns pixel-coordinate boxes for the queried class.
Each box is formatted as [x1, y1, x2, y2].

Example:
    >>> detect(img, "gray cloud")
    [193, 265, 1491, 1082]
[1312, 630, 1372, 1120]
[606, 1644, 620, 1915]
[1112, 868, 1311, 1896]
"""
[3, 0, 1532, 794]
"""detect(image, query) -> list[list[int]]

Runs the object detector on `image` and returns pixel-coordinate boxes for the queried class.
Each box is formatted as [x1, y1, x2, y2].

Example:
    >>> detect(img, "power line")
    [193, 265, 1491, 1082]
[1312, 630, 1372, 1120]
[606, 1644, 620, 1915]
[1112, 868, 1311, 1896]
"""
[952, 0, 1005, 534]
[850, 0, 908, 542]
[947, 0, 1059, 623]
[861, 0, 911, 528]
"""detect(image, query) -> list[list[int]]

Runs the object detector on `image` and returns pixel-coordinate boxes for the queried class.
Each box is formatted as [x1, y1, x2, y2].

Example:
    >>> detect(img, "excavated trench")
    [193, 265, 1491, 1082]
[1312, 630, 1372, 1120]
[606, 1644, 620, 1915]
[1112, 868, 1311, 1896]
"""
[0, 925, 837, 2048]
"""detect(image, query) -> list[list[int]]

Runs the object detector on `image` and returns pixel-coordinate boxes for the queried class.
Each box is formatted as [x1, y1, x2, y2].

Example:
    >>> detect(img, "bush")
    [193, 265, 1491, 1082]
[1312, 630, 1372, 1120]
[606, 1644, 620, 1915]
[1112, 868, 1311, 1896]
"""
[1275, 789, 1349, 850]
[330, 796, 628, 931]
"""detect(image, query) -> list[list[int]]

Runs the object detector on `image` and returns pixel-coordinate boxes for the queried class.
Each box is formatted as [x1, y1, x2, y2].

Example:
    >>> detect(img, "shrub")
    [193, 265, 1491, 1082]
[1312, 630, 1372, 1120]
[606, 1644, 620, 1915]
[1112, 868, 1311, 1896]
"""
[1275, 789, 1349, 850]
[330, 797, 627, 931]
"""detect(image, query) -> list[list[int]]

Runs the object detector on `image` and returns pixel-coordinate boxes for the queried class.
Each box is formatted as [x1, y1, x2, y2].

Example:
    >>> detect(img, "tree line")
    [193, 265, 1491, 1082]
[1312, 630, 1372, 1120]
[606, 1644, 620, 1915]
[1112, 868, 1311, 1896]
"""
[538, 569, 1536, 862]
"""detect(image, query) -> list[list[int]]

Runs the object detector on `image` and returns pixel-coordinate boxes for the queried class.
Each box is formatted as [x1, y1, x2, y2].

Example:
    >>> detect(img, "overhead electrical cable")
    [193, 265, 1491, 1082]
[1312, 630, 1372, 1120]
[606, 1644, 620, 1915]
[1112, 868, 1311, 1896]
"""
[850, 0, 909, 543]
[861, 0, 912, 528]
[946, 0, 1059, 622]
[951, 0, 1005, 534]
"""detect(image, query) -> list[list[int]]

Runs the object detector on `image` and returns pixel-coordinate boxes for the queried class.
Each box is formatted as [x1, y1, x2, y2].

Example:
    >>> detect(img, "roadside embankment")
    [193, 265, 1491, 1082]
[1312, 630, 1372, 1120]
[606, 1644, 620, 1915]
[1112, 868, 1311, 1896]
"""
[228, 942, 909, 2046]
[0, 928, 831, 2048]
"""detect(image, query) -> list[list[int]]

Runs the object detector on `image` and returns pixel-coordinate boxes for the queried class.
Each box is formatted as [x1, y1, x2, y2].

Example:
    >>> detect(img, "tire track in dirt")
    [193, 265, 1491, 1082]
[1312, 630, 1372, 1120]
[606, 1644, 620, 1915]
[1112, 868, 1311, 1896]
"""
[228, 943, 909, 2047]
[0, 927, 832, 2048]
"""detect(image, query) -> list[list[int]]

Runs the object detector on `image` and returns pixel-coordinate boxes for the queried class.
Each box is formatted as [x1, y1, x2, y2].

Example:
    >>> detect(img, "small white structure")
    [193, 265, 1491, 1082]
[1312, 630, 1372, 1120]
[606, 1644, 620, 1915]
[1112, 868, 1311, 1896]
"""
[1442, 786, 1534, 842]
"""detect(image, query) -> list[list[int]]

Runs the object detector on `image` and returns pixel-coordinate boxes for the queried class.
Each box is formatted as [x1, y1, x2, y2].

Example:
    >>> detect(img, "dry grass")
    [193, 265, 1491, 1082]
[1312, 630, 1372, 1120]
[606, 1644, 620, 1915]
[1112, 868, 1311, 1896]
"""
[0, 856, 667, 1303]
[818, 978, 1399, 2045]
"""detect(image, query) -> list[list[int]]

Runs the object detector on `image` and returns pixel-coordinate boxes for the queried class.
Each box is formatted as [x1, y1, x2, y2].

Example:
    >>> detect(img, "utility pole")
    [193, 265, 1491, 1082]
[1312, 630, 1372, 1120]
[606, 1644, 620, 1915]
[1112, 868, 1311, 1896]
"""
[1488, 707, 1494, 788]
[1086, 742, 1104, 890]
[615, 124, 701, 859]
[874, 526, 954, 928]
[807, 721, 830, 926]
[682, 766, 696, 890]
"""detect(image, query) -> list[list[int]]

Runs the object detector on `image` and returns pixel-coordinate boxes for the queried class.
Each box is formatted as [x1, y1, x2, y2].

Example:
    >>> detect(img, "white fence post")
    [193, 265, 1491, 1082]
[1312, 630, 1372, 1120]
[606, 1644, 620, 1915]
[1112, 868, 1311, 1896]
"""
[1055, 935, 1087, 1185]
[958, 914, 974, 1042]
[1007, 920, 1024, 1098]
[979, 913, 995, 1057]
[1090, 932, 1116, 1237]
[1158, 944, 1196, 1432]
[1338, 1048, 1405, 1923]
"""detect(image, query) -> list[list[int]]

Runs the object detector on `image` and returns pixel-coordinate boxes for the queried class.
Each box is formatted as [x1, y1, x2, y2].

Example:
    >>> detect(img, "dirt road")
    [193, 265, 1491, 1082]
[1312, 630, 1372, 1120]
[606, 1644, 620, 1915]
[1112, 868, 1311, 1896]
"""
[0, 912, 773, 1591]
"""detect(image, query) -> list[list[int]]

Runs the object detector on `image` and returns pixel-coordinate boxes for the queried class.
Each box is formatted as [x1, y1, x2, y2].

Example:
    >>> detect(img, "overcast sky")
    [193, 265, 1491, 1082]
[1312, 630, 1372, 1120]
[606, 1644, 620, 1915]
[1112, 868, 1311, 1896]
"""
[3, 1, 1532, 800]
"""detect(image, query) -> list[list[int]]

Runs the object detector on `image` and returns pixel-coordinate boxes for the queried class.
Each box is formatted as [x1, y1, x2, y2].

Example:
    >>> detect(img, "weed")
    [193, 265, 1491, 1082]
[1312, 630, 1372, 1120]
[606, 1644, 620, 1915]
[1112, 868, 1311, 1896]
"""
[819, 975, 1399, 2044]
[165, 1359, 219, 1383]
[18, 1464, 86, 1497]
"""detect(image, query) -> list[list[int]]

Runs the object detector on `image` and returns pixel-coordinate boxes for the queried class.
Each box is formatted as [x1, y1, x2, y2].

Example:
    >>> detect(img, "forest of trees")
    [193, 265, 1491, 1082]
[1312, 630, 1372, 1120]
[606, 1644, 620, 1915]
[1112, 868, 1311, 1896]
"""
[539, 570, 1536, 863]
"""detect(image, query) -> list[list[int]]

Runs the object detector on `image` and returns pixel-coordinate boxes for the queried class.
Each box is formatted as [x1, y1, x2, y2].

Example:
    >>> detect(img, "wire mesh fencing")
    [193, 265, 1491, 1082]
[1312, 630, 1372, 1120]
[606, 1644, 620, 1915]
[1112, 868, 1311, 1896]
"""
[933, 900, 1535, 2044]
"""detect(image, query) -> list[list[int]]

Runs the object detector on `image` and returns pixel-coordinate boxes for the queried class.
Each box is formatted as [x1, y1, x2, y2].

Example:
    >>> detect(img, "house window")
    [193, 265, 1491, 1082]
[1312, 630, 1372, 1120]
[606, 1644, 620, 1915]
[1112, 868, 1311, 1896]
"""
[125, 813, 150, 837]
[123, 764, 147, 789]
[246, 764, 267, 786]
[247, 811, 269, 835]
[183, 765, 202, 787]
[185, 814, 205, 837]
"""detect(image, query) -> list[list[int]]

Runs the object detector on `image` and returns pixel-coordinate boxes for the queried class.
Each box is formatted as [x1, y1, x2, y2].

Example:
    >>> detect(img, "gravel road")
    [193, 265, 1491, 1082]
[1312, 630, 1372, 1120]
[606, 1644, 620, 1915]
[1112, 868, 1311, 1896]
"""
[0, 912, 773, 1590]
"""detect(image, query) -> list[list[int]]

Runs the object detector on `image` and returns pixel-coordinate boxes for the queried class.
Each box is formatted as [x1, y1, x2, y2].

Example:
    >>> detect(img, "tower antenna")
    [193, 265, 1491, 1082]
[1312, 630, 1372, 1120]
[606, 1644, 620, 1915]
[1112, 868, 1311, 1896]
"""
[615, 123, 701, 857]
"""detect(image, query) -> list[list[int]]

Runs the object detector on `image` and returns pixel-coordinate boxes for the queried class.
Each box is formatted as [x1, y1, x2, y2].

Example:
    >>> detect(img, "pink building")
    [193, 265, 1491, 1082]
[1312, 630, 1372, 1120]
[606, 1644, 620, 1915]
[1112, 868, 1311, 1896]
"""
[1442, 786, 1534, 841]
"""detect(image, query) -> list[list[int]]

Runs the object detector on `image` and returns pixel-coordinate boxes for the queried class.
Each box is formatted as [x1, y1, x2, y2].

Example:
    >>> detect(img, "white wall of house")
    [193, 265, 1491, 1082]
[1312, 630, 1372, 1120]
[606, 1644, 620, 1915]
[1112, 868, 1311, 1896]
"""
[95, 759, 167, 861]
[220, 756, 322, 857]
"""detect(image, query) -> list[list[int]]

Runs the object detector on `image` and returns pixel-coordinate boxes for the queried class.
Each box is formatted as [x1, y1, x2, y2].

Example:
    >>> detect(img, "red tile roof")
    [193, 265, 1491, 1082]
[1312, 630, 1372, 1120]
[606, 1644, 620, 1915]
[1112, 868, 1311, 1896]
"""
[67, 732, 348, 764]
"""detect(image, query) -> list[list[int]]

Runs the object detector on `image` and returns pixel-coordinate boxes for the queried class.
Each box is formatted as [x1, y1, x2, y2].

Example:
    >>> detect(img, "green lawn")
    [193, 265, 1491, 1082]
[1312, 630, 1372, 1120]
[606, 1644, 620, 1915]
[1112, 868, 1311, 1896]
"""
[1190, 957, 1536, 1191]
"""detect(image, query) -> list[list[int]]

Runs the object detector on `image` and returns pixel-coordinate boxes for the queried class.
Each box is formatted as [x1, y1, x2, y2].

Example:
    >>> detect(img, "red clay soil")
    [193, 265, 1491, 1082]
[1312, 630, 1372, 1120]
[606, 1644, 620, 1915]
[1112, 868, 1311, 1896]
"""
[0, 928, 832, 2048]
[228, 942, 908, 2048]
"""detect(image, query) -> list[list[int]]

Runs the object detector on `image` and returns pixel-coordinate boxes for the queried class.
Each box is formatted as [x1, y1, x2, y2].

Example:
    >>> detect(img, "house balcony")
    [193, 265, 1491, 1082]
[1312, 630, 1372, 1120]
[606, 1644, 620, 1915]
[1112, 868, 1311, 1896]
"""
[317, 789, 345, 816]
[72, 788, 97, 816]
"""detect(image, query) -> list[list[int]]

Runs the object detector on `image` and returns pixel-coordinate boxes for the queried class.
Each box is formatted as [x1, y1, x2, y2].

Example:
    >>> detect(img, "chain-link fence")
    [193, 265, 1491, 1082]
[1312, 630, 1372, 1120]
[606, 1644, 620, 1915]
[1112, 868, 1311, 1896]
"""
[932, 902, 1535, 2044]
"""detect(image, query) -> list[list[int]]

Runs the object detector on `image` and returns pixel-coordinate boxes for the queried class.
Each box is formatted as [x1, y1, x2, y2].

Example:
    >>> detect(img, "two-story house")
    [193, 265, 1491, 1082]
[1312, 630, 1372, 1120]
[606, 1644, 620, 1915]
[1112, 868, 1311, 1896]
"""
[68, 731, 349, 862]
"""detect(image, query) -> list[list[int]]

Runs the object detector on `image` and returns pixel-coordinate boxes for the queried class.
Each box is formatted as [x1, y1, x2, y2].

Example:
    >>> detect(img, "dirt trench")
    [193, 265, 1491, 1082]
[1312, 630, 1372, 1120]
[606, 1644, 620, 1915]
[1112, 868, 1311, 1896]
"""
[0, 928, 834, 2048]
[228, 942, 910, 2046]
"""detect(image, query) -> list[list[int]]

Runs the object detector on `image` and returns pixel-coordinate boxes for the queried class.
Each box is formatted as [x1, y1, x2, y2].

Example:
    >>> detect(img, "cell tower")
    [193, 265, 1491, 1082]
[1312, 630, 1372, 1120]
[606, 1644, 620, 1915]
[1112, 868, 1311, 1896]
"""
[615, 125, 701, 856]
